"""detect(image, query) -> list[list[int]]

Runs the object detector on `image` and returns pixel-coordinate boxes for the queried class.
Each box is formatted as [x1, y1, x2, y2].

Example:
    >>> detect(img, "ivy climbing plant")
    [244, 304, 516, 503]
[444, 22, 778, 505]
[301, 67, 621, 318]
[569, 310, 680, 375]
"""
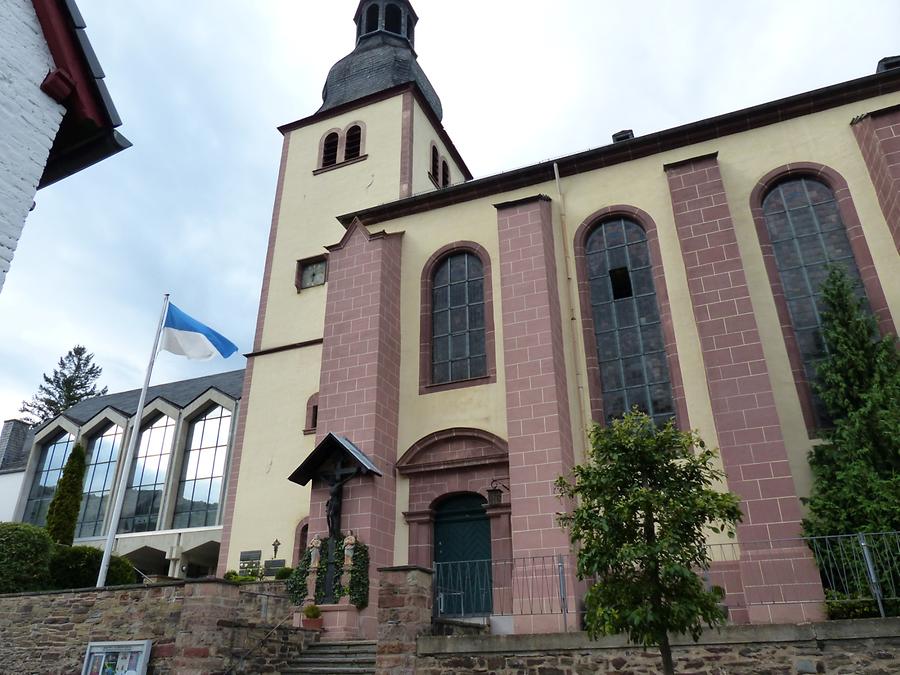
[285, 536, 369, 610]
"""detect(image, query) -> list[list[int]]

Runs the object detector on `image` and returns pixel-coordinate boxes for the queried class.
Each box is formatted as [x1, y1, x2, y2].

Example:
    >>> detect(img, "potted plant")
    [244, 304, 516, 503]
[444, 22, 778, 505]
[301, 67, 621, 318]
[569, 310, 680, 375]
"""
[301, 603, 324, 630]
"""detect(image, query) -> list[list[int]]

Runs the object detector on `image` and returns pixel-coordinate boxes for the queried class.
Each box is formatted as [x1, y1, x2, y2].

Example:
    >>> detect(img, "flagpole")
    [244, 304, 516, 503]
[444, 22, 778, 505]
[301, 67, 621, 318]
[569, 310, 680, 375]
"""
[96, 294, 170, 587]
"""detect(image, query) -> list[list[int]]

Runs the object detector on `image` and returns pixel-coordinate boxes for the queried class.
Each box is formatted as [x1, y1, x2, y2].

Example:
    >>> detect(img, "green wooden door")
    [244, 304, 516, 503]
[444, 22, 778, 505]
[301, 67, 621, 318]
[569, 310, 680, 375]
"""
[433, 494, 492, 616]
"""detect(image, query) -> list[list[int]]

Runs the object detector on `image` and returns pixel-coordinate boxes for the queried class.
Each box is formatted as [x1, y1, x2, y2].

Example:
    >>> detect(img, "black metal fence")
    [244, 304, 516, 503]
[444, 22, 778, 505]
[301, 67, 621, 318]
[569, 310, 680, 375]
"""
[433, 532, 900, 620]
[433, 555, 576, 619]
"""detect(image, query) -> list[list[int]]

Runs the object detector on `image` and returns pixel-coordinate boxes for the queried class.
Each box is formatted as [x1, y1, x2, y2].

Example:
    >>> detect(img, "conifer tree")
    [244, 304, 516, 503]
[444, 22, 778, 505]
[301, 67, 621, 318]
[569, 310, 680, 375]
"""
[19, 346, 108, 426]
[45, 444, 87, 546]
[803, 267, 900, 537]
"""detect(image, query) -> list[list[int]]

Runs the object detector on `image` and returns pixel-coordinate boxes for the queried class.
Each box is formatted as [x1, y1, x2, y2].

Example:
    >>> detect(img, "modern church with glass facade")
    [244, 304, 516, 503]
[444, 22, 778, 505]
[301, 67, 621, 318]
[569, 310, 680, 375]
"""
[8, 370, 243, 578]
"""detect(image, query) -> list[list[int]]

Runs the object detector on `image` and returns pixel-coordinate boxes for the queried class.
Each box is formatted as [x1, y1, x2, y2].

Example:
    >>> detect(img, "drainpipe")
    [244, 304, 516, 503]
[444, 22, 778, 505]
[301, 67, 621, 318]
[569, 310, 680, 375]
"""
[553, 162, 590, 452]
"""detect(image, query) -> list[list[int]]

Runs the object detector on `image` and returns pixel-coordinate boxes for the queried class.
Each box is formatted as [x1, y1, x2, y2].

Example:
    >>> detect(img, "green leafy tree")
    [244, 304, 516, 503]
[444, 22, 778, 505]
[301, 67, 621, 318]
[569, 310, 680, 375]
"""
[19, 345, 108, 426]
[803, 267, 900, 537]
[45, 443, 87, 546]
[556, 410, 742, 675]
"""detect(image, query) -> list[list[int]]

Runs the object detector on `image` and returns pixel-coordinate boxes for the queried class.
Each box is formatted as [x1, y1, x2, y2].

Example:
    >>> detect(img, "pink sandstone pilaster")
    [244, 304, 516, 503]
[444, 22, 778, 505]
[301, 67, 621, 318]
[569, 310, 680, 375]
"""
[312, 219, 403, 639]
[496, 195, 578, 633]
[852, 105, 900, 252]
[665, 154, 825, 623]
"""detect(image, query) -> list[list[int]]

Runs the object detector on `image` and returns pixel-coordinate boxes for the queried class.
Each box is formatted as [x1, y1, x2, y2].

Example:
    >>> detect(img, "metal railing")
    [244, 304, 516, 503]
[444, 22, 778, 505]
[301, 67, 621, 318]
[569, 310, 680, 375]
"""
[433, 555, 577, 620]
[433, 532, 900, 621]
[706, 531, 900, 617]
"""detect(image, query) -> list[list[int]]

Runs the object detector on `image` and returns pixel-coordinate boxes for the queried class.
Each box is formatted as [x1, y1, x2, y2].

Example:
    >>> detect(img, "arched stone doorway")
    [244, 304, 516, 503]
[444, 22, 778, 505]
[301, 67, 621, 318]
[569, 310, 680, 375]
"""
[398, 428, 512, 618]
[433, 493, 492, 616]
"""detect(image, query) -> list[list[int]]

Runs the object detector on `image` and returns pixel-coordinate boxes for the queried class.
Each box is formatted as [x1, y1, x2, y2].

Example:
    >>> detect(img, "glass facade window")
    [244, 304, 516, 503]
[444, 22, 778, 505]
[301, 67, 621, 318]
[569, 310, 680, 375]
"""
[76, 425, 123, 538]
[762, 176, 862, 425]
[432, 252, 487, 384]
[586, 218, 675, 426]
[23, 433, 75, 526]
[119, 416, 175, 534]
[173, 406, 231, 529]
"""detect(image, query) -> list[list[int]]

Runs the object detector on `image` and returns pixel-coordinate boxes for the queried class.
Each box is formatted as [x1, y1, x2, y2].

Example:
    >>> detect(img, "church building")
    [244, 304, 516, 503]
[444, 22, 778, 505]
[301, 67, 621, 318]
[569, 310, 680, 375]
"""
[219, 0, 900, 638]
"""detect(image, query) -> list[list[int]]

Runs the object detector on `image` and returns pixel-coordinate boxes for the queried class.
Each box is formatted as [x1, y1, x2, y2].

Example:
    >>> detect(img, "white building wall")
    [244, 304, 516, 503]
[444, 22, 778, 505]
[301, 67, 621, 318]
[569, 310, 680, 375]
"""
[0, 472, 25, 521]
[0, 0, 65, 293]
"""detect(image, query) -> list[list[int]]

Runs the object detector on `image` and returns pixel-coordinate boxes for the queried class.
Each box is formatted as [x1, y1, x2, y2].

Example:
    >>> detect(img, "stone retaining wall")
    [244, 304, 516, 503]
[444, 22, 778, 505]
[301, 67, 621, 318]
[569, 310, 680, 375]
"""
[416, 619, 900, 674]
[0, 578, 310, 674]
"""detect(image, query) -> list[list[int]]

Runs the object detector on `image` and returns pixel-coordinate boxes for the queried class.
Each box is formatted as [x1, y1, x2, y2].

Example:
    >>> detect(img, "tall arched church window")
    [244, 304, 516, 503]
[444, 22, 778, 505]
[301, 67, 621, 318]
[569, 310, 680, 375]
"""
[365, 4, 380, 33]
[173, 405, 231, 529]
[432, 252, 486, 384]
[441, 160, 451, 188]
[761, 176, 862, 425]
[76, 424, 124, 538]
[385, 4, 402, 34]
[322, 133, 339, 168]
[586, 218, 674, 425]
[23, 433, 74, 526]
[119, 415, 175, 533]
[345, 125, 362, 160]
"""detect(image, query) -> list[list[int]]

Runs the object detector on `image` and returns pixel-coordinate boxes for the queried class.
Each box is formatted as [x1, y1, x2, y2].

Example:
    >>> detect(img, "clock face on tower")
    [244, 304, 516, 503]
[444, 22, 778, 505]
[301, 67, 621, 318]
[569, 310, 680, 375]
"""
[300, 259, 327, 289]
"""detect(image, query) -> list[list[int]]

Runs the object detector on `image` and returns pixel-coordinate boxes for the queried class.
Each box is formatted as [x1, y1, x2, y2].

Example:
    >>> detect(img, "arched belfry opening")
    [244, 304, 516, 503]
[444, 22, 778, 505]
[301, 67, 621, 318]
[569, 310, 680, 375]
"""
[385, 4, 402, 34]
[354, 0, 418, 48]
[364, 3, 379, 34]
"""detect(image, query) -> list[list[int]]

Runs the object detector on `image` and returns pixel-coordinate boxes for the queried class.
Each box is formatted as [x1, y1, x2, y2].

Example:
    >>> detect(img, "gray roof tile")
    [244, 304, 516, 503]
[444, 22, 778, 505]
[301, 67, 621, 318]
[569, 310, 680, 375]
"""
[41, 369, 245, 429]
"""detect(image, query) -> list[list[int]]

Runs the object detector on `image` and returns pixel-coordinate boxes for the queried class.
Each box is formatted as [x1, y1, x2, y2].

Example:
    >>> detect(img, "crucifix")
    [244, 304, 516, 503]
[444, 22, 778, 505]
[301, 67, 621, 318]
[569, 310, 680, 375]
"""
[322, 460, 360, 540]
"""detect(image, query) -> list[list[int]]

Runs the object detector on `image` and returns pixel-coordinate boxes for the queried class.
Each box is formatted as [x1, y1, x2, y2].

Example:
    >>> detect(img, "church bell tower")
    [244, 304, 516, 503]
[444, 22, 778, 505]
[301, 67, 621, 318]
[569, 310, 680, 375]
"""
[218, 0, 470, 637]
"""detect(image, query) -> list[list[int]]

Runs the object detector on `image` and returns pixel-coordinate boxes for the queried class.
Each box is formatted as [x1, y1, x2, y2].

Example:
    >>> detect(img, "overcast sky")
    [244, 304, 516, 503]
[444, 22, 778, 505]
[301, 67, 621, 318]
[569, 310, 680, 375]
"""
[1, 0, 897, 420]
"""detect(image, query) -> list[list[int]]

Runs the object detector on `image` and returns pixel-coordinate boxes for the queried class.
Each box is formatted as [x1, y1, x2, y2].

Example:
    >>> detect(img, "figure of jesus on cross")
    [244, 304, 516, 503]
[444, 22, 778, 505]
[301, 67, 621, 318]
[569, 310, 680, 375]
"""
[324, 461, 358, 539]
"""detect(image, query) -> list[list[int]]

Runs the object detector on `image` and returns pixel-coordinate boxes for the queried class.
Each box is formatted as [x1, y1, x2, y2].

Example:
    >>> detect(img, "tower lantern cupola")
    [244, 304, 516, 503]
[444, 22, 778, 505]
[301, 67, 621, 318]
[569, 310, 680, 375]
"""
[319, 0, 442, 120]
[355, 0, 418, 48]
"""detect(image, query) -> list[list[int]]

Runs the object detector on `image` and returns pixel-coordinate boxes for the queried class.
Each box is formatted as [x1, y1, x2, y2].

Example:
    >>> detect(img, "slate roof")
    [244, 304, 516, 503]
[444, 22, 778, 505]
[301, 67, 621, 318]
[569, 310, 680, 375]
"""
[41, 369, 245, 429]
[0, 422, 33, 472]
[319, 32, 442, 120]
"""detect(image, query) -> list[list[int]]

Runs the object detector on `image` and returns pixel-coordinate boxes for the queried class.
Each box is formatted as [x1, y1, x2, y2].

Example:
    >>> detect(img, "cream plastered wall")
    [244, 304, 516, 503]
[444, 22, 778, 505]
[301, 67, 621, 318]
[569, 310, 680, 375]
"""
[260, 94, 406, 351]
[228, 94, 412, 569]
[224, 344, 321, 572]
[716, 92, 900, 501]
[410, 98, 467, 197]
[372, 169, 732, 561]
[373, 90, 900, 561]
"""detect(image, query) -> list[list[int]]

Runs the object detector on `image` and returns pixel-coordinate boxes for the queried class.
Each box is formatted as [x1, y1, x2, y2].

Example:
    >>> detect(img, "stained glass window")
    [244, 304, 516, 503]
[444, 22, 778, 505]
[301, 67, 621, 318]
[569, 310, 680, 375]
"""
[586, 218, 674, 426]
[762, 176, 863, 425]
[432, 252, 487, 384]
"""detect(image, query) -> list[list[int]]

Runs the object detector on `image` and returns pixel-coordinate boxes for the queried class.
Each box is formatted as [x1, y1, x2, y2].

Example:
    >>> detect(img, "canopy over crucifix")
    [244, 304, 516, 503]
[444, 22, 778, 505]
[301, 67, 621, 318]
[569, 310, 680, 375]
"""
[288, 433, 383, 539]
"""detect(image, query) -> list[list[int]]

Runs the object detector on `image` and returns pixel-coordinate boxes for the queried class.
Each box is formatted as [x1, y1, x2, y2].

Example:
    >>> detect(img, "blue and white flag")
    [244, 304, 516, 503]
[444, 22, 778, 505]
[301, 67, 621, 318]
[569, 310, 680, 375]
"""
[159, 303, 239, 360]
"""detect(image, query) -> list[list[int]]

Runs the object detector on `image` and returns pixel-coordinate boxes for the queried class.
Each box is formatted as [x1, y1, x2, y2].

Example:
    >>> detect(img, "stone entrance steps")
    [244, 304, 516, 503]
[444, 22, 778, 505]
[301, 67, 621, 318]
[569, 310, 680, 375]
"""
[281, 640, 377, 675]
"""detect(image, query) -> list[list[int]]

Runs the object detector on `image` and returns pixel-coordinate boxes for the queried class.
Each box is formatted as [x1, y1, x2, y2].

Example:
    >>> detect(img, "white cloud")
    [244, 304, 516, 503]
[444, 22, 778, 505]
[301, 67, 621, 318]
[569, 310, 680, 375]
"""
[1, 0, 898, 417]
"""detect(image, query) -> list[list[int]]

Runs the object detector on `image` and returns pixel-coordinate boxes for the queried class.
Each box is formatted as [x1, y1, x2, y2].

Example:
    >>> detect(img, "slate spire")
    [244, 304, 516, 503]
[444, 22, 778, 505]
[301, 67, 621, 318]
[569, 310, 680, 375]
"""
[319, 0, 442, 120]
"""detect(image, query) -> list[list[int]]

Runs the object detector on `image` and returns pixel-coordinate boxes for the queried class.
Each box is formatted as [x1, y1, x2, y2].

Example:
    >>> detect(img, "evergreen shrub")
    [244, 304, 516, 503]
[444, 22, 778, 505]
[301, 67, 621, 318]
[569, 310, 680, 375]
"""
[0, 523, 53, 593]
[45, 443, 86, 546]
[49, 546, 137, 590]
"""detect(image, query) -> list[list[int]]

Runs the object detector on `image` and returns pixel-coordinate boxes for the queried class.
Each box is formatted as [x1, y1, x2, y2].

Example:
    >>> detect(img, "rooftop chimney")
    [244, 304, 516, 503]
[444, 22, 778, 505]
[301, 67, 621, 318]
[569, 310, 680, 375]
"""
[0, 419, 32, 471]
[612, 129, 634, 143]
[877, 55, 900, 74]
